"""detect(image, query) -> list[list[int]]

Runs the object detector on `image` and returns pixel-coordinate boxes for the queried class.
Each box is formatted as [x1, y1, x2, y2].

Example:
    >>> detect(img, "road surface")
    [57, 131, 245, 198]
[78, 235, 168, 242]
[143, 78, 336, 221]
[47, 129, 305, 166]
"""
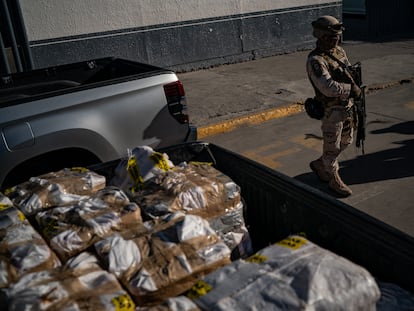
[205, 83, 414, 237]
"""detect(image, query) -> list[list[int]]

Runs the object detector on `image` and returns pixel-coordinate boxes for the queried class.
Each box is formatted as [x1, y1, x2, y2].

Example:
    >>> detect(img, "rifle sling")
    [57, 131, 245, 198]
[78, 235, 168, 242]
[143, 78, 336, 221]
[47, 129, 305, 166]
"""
[323, 52, 358, 85]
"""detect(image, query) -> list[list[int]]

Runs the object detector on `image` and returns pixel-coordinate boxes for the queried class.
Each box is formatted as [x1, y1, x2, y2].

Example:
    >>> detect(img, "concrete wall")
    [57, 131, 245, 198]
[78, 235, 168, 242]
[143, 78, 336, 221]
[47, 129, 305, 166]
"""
[20, 0, 342, 71]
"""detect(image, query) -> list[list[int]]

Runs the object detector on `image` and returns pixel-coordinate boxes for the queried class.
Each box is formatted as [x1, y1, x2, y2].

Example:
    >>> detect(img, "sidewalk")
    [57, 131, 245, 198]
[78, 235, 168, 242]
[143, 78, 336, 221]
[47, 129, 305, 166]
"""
[178, 40, 414, 137]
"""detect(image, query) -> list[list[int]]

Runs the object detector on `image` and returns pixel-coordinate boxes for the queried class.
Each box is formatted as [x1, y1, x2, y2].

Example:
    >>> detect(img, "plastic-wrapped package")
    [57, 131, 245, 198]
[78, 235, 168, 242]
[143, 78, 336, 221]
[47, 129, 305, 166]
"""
[376, 280, 414, 310]
[36, 187, 142, 261]
[128, 162, 253, 259]
[136, 296, 201, 311]
[0, 199, 61, 288]
[188, 235, 381, 311]
[7, 167, 106, 216]
[188, 260, 304, 310]
[131, 163, 241, 218]
[95, 213, 231, 306]
[110, 145, 174, 193]
[5, 252, 135, 311]
[0, 192, 13, 208]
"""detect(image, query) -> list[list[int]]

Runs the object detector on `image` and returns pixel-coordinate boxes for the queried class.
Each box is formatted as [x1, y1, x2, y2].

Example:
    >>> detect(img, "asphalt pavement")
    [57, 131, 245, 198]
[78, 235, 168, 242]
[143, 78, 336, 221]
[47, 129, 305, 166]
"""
[205, 83, 414, 236]
[178, 38, 414, 237]
[178, 39, 414, 136]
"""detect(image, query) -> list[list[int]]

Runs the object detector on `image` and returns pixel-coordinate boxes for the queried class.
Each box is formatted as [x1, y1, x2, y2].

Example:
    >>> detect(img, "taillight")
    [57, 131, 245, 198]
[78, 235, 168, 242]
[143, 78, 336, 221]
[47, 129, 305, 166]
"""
[163, 81, 189, 124]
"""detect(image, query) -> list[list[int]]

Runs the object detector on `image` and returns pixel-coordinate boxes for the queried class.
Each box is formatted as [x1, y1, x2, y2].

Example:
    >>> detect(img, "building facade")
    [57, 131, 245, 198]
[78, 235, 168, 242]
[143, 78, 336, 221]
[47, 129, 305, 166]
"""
[16, 0, 341, 72]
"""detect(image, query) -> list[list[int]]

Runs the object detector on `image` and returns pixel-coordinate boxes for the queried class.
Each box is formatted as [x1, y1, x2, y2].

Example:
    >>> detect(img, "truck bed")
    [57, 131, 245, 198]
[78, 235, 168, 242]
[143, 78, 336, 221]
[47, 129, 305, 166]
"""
[91, 141, 414, 294]
[0, 57, 169, 106]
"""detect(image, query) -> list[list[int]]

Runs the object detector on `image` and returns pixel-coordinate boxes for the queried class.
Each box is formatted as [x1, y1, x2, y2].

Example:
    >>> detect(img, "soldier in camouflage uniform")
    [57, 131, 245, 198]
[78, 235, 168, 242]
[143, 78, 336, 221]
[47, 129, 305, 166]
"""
[306, 16, 361, 196]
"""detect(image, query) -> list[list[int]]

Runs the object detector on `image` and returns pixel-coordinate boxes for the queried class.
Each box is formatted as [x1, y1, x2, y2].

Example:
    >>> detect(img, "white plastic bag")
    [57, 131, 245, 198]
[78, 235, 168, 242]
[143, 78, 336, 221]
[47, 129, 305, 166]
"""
[189, 235, 380, 311]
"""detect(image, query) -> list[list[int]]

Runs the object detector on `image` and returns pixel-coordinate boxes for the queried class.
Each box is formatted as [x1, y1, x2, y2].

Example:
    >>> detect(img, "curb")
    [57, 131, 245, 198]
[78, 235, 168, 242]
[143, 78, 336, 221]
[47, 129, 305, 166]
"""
[197, 78, 414, 139]
[198, 102, 304, 138]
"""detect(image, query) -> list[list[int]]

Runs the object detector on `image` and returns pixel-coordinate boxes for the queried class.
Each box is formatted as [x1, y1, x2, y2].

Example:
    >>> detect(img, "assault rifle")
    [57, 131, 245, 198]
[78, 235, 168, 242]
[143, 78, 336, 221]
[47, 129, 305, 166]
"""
[348, 62, 366, 154]
[325, 52, 367, 154]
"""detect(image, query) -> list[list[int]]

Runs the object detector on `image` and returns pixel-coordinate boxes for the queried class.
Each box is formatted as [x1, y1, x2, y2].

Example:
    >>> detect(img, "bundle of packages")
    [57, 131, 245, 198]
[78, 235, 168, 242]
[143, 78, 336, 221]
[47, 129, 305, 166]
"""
[132, 162, 242, 219]
[7, 167, 106, 216]
[35, 186, 142, 261]
[94, 212, 231, 306]
[5, 252, 135, 311]
[120, 161, 252, 259]
[187, 235, 381, 311]
[0, 194, 61, 288]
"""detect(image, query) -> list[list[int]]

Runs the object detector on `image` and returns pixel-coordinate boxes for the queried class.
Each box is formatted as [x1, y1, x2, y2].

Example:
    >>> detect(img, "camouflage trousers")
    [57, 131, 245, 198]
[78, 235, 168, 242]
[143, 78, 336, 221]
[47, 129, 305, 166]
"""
[321, 106, 354, 174]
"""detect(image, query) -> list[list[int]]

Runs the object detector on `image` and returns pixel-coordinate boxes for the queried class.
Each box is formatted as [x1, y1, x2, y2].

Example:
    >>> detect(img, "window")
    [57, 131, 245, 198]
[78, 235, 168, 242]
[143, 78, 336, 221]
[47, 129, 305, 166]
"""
[343, 0, 366, 15]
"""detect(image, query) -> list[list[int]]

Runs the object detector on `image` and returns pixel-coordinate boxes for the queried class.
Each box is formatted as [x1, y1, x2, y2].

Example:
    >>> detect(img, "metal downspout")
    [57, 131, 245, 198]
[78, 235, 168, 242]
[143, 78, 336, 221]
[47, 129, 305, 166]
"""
[14, 0, 33, 70]
[0, 0, 22, 72]
[0, 34, 11, 75]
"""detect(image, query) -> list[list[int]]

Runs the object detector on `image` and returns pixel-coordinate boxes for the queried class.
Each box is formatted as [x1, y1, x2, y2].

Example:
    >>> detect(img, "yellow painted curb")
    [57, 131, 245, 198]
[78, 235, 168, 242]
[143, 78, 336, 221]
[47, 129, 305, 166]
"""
[198, 103, 304, 138]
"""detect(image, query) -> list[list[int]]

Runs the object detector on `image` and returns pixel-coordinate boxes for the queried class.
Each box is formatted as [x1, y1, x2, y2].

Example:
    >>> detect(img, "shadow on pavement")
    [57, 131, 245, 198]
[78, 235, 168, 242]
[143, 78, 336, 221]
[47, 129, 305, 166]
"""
[340, 138, 414, 185]
[294, 121, 414, 197]
[370, 120, 414, 135]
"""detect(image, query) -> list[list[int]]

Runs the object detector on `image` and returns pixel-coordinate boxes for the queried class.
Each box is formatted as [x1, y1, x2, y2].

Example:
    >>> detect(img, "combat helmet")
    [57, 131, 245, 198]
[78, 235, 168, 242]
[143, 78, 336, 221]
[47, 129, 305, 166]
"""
[312, 15, 344, 38]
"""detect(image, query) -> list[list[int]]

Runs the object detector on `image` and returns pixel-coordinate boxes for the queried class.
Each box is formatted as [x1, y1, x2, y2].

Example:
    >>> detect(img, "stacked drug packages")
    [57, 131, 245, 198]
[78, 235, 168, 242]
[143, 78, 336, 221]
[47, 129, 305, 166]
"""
[95, 212, 231, 306]
[3, 146, 412, 310]
[2, 168, 137, 310]
[110, 146, 253, 259]
[6, 167, 142, 262]
[1, 146, 249, 308]
[5, 252, 135, 311]
[6, 167, 106, 216]
[0, 194, 61, 288]
[35, 186, 142, 261]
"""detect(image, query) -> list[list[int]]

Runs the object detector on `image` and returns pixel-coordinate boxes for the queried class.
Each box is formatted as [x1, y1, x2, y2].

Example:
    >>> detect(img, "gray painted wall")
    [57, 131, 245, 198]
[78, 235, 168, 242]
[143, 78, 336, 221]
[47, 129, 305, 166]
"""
[20, 0, 342, 71]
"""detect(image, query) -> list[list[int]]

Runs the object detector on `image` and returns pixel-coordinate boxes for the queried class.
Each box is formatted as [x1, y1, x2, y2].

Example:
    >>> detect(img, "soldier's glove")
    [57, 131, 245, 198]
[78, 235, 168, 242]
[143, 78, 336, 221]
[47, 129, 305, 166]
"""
[350, 83, 362, 99]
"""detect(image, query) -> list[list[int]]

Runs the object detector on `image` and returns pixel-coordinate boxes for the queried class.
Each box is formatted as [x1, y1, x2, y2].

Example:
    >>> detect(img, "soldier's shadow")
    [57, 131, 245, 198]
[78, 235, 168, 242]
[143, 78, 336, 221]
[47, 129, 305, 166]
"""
[294, 121, 414, 196]
[340, 138, 414, 184]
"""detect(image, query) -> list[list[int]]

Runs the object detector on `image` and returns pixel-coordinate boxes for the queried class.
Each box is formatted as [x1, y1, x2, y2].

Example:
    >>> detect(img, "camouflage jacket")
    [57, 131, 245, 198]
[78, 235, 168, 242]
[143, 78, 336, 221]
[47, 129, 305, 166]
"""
[306, 45, 353, 107]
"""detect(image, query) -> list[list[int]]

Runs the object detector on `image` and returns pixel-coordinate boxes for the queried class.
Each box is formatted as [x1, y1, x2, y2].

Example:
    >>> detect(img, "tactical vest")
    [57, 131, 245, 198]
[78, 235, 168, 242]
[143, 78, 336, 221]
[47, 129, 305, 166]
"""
[309, 47, 353, 106]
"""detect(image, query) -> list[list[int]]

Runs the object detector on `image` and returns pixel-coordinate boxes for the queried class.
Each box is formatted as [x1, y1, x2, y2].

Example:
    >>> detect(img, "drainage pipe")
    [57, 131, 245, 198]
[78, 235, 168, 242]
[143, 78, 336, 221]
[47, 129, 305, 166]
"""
[14, 0, 33, 70]
[0, 34, 11, 75]
[0, 0, 22, 72]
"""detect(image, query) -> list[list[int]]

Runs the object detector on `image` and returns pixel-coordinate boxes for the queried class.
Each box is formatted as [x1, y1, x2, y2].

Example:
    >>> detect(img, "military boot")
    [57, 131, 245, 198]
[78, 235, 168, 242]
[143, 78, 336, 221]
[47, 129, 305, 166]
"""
[328, 171, 352, 197]
[310, 158, 331, 182]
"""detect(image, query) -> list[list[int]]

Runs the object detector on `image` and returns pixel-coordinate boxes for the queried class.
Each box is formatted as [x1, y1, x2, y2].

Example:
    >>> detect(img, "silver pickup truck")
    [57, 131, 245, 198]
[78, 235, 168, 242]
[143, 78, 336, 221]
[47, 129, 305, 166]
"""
[0, 57, 197, 189]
